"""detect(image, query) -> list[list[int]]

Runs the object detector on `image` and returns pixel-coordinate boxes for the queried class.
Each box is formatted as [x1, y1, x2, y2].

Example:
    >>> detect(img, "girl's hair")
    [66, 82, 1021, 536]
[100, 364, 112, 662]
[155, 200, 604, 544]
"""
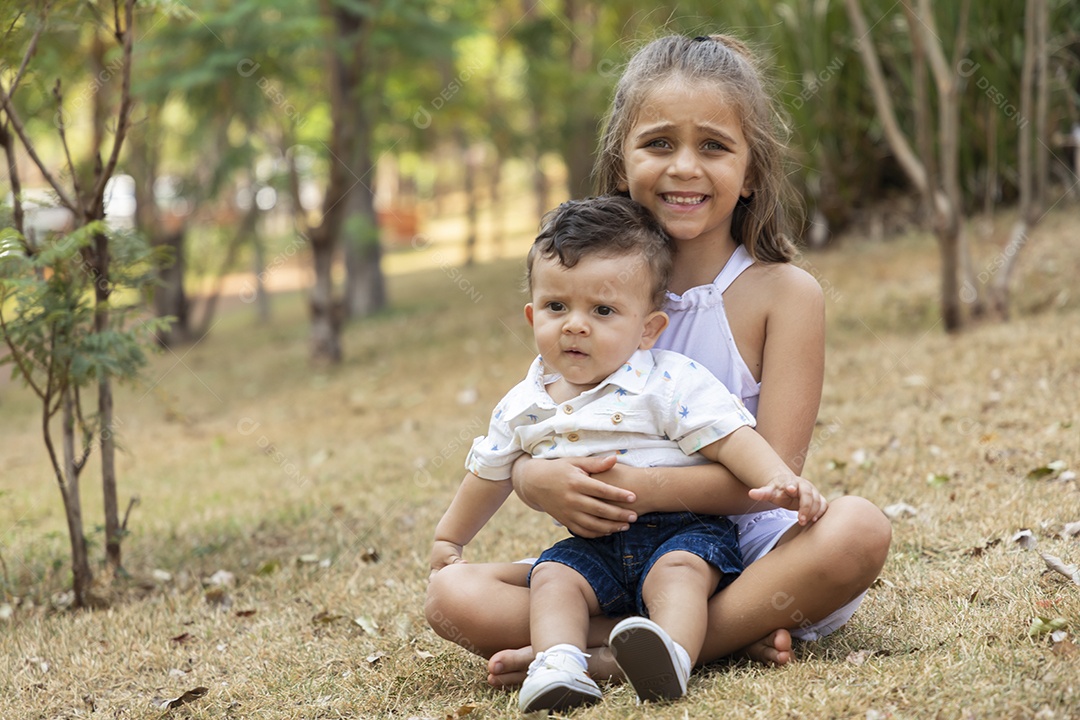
[527, 195, 674, 311]
[593, 33, 799, 264]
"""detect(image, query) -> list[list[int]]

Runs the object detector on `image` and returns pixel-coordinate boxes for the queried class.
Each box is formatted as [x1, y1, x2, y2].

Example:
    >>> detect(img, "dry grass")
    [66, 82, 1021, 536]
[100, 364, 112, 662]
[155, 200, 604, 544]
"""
[1, 206, 1079, 719]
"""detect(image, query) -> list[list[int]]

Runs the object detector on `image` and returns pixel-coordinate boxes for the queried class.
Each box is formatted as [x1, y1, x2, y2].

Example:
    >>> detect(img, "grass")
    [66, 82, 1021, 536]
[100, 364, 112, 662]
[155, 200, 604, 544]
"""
[1, 206, 1079, 719]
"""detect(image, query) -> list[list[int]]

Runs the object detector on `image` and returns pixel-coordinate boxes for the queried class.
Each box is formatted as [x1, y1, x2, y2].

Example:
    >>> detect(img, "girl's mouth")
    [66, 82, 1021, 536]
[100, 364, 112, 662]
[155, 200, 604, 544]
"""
[661, 194, 707, 206]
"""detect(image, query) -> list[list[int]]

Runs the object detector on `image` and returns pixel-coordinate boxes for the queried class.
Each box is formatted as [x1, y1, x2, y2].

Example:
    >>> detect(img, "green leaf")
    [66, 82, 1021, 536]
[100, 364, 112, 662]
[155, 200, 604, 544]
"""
[1029, 616, 1069, 637]
[926, 473, 950, 487]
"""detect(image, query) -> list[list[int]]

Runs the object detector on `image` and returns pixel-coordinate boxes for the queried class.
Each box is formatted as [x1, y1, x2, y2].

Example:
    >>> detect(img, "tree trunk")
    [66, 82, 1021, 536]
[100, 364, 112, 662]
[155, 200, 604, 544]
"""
[343, 99, 385, 319]
[88, 228, 121, 573]
[309, 225, 343, 363]
[562, 0, 597, 199]
[343, 186, 385, 318]
[152, 227, 190, 345]
[61, 389, 93, 608]
[251, 230, 271, 323]
[464, 141, 479, 266]
[489, 152, 504, 257]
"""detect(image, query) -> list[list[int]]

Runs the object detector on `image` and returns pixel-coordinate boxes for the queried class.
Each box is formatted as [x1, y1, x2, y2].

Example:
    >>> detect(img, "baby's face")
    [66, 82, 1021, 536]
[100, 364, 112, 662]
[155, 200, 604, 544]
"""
[525, 252, 665, 395]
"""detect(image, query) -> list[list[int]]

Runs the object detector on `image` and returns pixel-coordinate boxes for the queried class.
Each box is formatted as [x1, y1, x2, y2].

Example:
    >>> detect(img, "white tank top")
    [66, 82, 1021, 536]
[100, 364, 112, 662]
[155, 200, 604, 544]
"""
[654, 244, 761, 417]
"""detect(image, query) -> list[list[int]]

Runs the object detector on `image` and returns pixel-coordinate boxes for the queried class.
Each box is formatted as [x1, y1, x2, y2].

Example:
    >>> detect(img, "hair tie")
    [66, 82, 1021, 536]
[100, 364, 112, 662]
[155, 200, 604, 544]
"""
[693, 36, 711, 42]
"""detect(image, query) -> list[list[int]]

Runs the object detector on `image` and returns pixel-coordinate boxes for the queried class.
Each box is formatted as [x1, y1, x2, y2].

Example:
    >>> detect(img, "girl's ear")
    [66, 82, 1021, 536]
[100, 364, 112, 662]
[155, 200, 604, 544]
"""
[617, 177, 629, 192]
[639, 311, 670, 350]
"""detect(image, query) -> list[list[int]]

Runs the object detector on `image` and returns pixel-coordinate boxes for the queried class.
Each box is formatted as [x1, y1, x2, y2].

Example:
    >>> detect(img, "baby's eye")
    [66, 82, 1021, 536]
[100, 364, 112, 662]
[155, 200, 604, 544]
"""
[546, 301, 566, 312]
[595, 306, 615, 317]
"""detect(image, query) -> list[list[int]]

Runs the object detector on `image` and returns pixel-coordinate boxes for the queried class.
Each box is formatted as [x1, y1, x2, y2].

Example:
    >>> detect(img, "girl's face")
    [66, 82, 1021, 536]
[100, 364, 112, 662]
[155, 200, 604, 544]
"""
[619, 78, 752, 250]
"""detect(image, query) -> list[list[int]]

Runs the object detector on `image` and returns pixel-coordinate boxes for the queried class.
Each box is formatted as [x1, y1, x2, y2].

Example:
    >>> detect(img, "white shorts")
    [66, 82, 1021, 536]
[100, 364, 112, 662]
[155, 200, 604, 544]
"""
[733, 508, 865, 641]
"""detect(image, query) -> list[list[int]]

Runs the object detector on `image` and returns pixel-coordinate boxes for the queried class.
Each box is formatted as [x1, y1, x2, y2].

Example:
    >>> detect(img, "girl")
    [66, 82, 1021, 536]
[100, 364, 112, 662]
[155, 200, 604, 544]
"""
[425, 33, 891, 686]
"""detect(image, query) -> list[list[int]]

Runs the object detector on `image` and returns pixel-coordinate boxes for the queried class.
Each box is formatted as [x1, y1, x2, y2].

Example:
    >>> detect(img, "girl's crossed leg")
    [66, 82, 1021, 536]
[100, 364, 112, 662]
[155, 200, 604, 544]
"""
[425, 496, 891, 686]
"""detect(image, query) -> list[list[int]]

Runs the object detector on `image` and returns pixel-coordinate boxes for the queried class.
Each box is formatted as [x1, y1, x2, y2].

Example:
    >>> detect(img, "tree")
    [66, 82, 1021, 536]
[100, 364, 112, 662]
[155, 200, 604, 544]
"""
[1, 0, 164, 605]
[845, 0, 972, 331]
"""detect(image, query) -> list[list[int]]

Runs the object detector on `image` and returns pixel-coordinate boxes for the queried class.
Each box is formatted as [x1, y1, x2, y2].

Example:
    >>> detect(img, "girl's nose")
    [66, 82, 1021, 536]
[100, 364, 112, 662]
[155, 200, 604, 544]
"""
[668, 145, 701, 178]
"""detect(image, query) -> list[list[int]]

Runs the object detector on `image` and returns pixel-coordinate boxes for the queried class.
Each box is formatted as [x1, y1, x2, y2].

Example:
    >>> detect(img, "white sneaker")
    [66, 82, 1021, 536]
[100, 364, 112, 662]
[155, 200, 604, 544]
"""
[608, 617, 689, 703]
[518, 649, 602, 713]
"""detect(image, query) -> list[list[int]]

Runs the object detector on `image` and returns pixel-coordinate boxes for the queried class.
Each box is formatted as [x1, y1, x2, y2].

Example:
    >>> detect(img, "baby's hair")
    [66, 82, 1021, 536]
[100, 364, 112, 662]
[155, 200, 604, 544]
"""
[527, 196, 674, 311]
[594, 33, 799, 264]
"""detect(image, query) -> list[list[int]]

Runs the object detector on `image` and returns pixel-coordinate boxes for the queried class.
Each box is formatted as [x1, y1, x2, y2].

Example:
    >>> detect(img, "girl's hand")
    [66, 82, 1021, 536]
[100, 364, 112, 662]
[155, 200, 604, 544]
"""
[747, 475, 828, 525]
[429, 540, 465, 579]
[513, 455, 638, 538]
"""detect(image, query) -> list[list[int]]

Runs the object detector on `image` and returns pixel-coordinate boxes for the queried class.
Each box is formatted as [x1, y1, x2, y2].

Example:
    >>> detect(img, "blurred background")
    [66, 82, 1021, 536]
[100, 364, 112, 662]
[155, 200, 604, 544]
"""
[3, 1, 1077, 361]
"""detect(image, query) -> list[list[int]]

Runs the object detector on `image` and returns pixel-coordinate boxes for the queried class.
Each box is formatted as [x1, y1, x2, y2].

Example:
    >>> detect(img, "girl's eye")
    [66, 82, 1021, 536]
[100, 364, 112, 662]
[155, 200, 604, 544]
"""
[547, 302, 565, 312]
[703, 140, 726, 152]
[595, 306, 615, 317]
[645, 138, 670, 149]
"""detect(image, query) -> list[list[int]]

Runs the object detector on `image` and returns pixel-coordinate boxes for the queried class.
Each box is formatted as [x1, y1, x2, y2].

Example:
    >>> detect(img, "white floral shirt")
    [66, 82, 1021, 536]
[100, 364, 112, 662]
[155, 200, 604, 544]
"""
[466, 348, 756, 481]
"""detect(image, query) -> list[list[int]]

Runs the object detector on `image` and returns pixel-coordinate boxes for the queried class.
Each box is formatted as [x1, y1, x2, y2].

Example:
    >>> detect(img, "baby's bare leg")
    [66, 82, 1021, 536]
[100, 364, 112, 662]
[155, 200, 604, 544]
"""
[640, 551, 722, 663]
[528, 561, 602, 654]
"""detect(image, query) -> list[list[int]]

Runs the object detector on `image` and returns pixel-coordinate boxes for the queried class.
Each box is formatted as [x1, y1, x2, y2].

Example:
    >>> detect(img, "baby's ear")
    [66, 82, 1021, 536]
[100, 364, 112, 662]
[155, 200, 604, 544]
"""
[524, 303, 535, 327]
[639, 311, 669, 350]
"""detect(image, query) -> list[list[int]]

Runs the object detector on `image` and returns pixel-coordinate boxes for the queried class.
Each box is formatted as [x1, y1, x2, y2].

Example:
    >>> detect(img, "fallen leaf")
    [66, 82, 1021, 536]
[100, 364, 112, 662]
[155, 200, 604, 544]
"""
[1052, 636, 1078, 657]
[415, 649, 435, 660]
[297, 554, 320, 565]
[1027, 460, 1068, 481]
[449, 703, 478, 718]
[826, 459, 847, 471]
[155, 686, 208, 710]
[1029, 616, 1069, 637]
[366, 651, 385, 664]
[170, 632, 193, 645]
[235, 609, 257, 618]
[361, 547, 380, 564]
[354, 615, 379, 635]
[205, 570, 235, 587]
[1011, 529, 1038, 550]
[926, 473, 950, 487]
[883, 502, 918, 520]
[845, 649, 875, 665]
[256, 559, 280, 576]
[313, 611, 344, 625]
[1062, 522, 1080, 539]
[1040, 552, 1080, 585]
[204, 587, 232, 608]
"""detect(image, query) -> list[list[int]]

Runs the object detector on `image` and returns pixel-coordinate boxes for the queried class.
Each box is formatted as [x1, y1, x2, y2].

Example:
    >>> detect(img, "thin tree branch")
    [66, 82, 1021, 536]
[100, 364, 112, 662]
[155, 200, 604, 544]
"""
[0, 83, 79, 211]
[6, 3, 49, 99]
[844, 0, 928, 193]
[90, 0, 136, 213]
[0, 123, 26, 235]
[0, 2, 76, 212]
[53, 79, 85, 208]
[0, 295, 49, 400]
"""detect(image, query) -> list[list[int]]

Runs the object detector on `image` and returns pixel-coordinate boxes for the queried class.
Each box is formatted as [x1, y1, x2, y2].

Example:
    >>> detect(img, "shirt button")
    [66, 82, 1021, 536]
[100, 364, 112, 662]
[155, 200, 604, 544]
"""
[611, 413, 624, 424]
[563, 404, 574, 414]
[567, 432, 580, 442]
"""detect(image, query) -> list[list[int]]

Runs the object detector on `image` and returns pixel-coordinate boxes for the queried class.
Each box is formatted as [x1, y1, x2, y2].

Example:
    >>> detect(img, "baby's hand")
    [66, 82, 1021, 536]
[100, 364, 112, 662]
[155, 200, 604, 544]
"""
[747, 475, 827, 525]
[429, 540, 465, 578]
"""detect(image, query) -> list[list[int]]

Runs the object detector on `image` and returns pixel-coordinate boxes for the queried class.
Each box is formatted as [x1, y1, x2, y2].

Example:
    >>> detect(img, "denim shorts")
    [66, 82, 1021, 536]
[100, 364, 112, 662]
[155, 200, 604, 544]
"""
[529, 511, 743, 618]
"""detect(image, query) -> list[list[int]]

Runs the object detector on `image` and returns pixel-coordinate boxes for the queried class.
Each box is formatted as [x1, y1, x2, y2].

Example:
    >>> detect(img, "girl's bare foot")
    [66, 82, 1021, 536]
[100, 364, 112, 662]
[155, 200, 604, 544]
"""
[487, 645, 623, 689]
[487, 646, 534, 688]
[740, 628, 794, 666]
